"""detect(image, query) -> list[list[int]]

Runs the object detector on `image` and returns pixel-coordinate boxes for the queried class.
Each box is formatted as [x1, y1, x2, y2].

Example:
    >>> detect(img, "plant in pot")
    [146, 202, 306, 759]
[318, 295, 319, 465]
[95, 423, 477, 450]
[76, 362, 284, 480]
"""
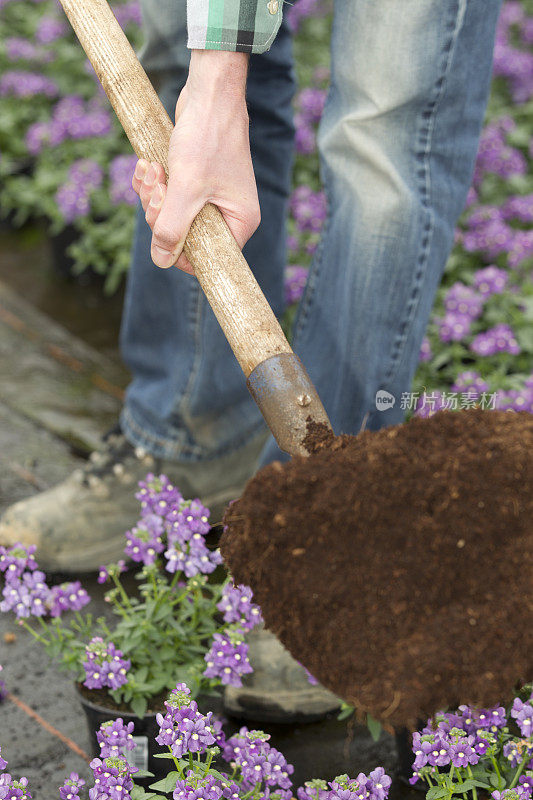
[0, 678, 395, 800]
[0, 474, 263, 779]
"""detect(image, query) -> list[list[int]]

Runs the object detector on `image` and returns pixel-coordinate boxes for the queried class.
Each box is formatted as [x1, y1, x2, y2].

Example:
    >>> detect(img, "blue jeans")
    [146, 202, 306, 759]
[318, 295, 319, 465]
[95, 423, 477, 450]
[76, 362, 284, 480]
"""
[120, 0, 502, 464]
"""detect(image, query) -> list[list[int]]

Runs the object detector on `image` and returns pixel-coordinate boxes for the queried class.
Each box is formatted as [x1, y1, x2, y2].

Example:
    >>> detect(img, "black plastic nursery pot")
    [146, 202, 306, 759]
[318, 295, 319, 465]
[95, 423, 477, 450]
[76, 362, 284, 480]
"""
[76, 686, 167, 787]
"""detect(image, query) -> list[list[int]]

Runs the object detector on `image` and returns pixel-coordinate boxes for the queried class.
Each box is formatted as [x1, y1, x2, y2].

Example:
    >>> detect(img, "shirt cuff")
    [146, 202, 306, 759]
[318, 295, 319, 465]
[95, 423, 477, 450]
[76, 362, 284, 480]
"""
[187, 0, 283, 55]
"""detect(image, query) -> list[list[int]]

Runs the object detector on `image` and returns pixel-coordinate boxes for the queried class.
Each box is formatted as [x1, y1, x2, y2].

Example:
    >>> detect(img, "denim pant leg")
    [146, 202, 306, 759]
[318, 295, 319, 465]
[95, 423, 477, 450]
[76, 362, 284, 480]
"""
[260, 0, 502, 465]
[120, 1, 296, 460]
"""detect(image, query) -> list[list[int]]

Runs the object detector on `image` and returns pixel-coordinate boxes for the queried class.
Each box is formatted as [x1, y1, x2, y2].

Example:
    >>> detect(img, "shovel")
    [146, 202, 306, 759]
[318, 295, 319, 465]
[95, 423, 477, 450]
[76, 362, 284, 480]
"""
[57, 0, 332, 460]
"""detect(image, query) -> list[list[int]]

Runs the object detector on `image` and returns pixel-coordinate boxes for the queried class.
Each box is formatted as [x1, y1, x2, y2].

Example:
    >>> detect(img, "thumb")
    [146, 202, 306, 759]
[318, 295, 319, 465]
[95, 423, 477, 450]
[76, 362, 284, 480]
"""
[150, 178, 205, 269]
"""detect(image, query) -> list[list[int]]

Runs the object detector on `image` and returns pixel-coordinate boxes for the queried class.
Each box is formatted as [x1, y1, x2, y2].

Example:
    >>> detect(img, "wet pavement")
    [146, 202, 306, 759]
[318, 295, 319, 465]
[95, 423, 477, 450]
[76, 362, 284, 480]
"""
[0, 224, 419, 799]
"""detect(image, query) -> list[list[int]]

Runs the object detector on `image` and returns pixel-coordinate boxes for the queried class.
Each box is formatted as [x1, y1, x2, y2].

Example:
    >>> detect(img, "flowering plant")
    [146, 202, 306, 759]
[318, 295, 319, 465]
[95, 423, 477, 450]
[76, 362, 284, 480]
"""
[409, 685, 533, 800]
[0, 474, 262, 718]
[0, 0, 142, 292]
[0, 679, 392, 799]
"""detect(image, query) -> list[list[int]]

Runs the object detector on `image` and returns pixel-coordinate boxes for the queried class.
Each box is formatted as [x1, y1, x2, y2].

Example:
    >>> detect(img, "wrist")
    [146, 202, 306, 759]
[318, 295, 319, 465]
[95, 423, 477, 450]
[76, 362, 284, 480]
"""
[187, 50, 249, 103]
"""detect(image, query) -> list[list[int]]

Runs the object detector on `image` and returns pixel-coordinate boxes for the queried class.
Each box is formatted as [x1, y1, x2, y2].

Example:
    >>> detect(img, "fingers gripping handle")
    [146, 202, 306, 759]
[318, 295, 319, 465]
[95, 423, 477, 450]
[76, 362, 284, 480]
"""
[57, 0, 292, 378]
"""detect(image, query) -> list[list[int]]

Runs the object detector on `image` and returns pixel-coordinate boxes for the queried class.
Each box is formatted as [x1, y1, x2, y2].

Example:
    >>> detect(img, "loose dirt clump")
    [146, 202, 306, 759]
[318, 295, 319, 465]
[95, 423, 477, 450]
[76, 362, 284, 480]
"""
[222, 410, 533, 728]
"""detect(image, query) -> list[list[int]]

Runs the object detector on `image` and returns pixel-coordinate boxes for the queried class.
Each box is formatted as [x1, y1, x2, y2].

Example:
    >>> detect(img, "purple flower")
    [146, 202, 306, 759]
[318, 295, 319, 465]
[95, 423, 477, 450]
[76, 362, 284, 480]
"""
[0, 744, 7, 771]
[451, 371, 490, 395]
[0, 71, 58, 98]
[290, 186, 327, 234]
[502, 194, 533, 224]
[83, 639, 130, 691]
[0, 571, 50, 619]
[46, 581, 90, 617]
[35, 16, 67, 44]
[295, 118, 317, 155]
[5, 38, 40, 61]
[0, 544, 38, 580]
[444, 283, 484, 320]
[222, 728, 294, 791]
[414, 392, 444, 419]
[511, 696, 533, 737]
[59, 773, 85, 800]
[448, 735, 479, 768]
[89, 756, 136, 800]
[97, 567, 109, 584]
[286, 0, 327, 33]
[217, 584, 263, 631]
[136, 473, 183, 518]
[367, 768, 391, 800]
[173, 772, 225, 800]
[470, 324, 521, 356]
[419, 337, 432, 363]
[112, 0, 142, 29]
[508, 230, 533, 268]
[297, 780, 329, 800]
[25, 122, 50, 155]
[55, 183, 90, 223]
[156, 689, 216, 758]
[97, 719, 136, 759]
[204, 634, 253, 687]
[503, 741, 525, 768]
[473, 266, 508, 298]
[438, 313, 472, 342]
[297, 88, 327, 125]
[284, 265, 308, 306]
[124, 514, 165, 565]
[109, 154, 138, 206]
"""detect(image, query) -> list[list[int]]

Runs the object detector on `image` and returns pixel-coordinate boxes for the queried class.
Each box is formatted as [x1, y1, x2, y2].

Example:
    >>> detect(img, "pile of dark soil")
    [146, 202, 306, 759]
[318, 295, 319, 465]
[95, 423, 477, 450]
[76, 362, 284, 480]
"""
[221, 410, 533, 728]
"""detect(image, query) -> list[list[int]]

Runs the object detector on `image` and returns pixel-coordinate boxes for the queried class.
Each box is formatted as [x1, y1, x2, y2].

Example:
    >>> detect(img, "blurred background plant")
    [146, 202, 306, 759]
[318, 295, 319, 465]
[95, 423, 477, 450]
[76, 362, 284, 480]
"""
[0, 0, 531, 401]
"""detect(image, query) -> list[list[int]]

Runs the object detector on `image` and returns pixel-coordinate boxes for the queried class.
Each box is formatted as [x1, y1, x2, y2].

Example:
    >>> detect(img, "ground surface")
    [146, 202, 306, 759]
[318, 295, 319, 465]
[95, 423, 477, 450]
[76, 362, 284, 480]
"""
[0, 225, 416, 798]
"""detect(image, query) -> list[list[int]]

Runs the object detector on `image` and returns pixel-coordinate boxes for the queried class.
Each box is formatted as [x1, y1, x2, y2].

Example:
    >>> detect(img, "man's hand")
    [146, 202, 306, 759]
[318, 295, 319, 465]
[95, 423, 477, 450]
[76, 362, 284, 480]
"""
[131, 50, 259, 275]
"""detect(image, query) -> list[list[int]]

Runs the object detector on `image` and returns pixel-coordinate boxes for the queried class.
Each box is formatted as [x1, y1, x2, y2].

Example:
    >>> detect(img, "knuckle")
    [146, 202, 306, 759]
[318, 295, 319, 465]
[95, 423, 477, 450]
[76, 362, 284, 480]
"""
[153, 220, 180, 250]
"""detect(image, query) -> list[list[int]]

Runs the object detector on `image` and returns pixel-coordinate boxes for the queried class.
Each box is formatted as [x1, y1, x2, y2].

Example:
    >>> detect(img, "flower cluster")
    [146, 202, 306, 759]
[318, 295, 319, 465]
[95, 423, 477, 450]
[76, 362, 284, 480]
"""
[89, 755, 137, 800]
[25, 96, 112, 156]
[56, 159, 105, 222]
[217, 584, 263, 631]
[156, 683, 216, 757]
[0, 70, 57, 98]
[109, 154, 138, 206]
[0, 544, 90, 620]
[284, 265, 308, 306]
[223, 728, 294, 794]
[83, 637, 131, 691]
[0, 746, 31, 800]
[59, 772, 86, 800]
[410, 691, 533, 800]
[204, 633, 253, 687]
[96, 719, 136, 759]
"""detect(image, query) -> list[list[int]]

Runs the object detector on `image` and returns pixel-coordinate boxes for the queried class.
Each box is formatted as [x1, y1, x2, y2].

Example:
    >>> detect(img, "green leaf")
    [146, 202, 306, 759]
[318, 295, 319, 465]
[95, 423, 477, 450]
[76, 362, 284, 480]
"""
[490, 774, 503, 789]
[366, 713, 382, 742]
[131, 696, 148, 718]
[149, 772, 182, 793]
[130, 786, 159, 800]
[426, 787, 448, 800]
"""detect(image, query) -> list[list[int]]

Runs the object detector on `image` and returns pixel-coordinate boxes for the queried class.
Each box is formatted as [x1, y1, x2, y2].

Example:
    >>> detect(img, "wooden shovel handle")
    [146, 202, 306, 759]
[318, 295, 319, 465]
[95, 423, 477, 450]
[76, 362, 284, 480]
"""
[58, 0, 292, 378]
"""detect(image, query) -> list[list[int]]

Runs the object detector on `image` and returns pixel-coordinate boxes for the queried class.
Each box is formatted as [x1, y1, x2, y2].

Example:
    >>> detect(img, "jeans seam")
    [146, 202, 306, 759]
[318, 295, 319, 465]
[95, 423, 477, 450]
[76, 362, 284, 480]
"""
[176, 282, 204, 419]
[383, 0, 467, 386]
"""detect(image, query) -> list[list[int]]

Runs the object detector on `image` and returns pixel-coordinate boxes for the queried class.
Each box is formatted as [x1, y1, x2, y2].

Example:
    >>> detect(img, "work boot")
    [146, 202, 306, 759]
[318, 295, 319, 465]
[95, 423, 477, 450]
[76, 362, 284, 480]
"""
[0, 425, 267, 573]
[224, 626, 341, 724]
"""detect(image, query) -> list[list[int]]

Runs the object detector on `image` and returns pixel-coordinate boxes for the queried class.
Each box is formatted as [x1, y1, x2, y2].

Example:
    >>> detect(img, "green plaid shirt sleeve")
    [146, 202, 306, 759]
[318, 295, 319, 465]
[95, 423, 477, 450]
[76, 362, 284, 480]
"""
[187, 0, 283, 54]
